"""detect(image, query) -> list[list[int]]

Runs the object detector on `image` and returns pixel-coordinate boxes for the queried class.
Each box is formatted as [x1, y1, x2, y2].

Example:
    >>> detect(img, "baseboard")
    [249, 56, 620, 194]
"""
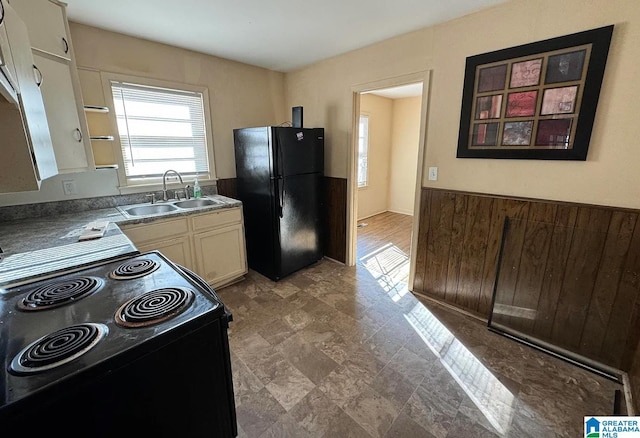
[358, 209, 413, 221]
[412, 290, 487, 324]
[622, 372, 636, 415]
[357, 209, 388, 221]
[322, 256, 346, 265]
[387, 208, 413, 217]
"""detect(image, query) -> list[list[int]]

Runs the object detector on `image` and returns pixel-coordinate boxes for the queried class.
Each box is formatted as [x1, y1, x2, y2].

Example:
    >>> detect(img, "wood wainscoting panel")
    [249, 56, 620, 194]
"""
[477, 198, 529, 316]
[412, 189, 431, 293]
[323, 177, 347, 263]
[530, 205, 578, 340]
[609, 220, 640, 370]
[455, 195, 493, 311]
[216, 178, 237, 199]
[413, 187, 640, 372]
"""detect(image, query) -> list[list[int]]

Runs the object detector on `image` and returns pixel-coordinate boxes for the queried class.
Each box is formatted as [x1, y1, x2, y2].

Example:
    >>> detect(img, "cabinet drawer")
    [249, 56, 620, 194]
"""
[121, 217, 189, 244]
[191, 208, 241, 232]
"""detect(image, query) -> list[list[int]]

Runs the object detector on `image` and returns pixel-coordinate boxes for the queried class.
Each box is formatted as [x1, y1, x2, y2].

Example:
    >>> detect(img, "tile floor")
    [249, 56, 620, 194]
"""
[218, 257, 622, 438]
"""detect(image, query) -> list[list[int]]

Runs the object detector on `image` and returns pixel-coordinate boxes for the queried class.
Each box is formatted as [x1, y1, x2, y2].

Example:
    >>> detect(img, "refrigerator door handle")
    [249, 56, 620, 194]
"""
[278, 176, 284, 218]
[277, 132, 285, 177]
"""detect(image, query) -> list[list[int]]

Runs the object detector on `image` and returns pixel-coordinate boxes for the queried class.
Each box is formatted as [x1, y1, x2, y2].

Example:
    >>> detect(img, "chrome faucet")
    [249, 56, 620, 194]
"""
[162, 169, 184, 201]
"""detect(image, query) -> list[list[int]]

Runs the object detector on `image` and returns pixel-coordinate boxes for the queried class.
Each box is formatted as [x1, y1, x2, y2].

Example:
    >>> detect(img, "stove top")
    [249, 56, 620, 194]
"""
[0, 251, 223, 411]
[10, 323, 108, 375]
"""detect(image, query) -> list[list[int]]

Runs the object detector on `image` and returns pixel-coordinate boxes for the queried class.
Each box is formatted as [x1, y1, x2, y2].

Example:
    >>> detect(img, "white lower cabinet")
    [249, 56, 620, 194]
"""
[193, 223, 247, 288]
[120, 206, 248, 289]
[136, 236, 194, 273]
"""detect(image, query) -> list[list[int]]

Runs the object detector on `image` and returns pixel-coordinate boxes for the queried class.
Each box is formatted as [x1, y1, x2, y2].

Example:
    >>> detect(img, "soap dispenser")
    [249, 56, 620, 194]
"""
[193, 178, 202, 198]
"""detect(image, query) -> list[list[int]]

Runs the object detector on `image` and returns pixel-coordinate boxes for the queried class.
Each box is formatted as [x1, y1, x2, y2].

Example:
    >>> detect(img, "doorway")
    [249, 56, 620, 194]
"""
[348, 72, 430, 295]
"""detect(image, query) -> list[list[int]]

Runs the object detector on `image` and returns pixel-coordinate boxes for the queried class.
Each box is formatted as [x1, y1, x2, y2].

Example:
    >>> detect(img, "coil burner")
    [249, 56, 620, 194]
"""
[9, 323, 108, 375]
[18, 276, 103, 311]
[115, 287, 195, 328]
[110, 258, 160, 280]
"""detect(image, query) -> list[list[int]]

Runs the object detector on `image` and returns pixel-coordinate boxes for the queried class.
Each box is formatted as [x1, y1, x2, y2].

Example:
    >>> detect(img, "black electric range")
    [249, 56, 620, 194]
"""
[0, 251, 237, 437]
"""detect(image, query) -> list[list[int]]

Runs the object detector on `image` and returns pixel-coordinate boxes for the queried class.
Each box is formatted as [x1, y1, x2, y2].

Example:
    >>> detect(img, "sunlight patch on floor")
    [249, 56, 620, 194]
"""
[405, 302, 515, 436]
[359, 242, 410, 302]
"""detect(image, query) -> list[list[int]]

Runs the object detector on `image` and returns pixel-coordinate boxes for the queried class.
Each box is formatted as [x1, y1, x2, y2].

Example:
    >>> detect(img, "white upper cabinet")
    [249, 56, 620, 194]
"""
[1, 0, 19, 103]
[34, 52, 89, 172]
[0, 0, 57, 192]
[8, 0, 70, 60]
[10, 0, 94, 173]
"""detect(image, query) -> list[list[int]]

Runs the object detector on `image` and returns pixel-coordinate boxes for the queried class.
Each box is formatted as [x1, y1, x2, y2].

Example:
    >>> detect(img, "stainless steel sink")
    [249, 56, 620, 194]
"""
[124, 204, 178, 216]
[173, 198, 220, 209]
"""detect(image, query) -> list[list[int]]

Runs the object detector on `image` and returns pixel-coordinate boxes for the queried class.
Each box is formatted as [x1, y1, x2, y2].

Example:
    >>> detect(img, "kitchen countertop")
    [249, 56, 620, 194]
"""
[0, 195, 241, 286]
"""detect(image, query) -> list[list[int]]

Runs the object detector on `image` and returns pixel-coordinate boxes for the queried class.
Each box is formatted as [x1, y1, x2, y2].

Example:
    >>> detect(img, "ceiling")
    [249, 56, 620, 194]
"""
[63, 0, 508, 73]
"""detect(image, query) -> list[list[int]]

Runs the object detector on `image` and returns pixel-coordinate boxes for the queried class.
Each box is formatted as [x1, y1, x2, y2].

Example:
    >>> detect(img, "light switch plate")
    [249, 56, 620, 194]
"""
[428, 167, 438, 181]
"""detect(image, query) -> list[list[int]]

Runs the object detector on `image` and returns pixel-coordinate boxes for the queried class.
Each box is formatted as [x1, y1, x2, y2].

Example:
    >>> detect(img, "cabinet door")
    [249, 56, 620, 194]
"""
[9, 0, 70, 60]
[136, 237, 195, 273]
[3, 3, 56, 181]
[34, 52, 91, 172]
[193, 223, 247, 288]
[1, 0, 19, 101]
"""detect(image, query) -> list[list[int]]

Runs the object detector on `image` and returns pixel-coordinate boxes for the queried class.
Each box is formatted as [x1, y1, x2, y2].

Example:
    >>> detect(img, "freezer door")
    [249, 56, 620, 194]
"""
[274, 127, 324, 176]
[277, 172, 323, 278]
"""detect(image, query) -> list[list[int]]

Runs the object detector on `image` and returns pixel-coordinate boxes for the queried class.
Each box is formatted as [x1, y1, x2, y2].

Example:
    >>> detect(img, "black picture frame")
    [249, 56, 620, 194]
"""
[456, 25, 613, 160]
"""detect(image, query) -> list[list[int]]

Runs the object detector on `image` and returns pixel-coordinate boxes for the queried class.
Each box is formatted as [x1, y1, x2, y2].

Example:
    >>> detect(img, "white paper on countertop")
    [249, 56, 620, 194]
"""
[78, 221, 110, 241]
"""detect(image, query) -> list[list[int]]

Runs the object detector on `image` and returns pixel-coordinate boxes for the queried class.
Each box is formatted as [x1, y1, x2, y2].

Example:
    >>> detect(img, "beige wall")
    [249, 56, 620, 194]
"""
[285, 0, 640, 209]
[389, 96, 421, 215]
[358, 94, 392, 220]
[357, 94, 421, 219]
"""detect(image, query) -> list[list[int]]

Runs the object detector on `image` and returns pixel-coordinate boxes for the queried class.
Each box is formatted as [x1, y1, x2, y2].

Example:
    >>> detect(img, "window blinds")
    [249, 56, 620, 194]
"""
[111, 81, 209, 181]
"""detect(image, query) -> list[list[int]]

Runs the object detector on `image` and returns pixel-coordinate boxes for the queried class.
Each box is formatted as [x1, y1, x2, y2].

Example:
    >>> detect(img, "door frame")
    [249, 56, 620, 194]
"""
[346, 71, 431, 290]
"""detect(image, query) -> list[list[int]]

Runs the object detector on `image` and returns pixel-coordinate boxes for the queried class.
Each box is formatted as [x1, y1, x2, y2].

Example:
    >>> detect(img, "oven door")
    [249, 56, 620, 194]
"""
[176, 263, 237, 437]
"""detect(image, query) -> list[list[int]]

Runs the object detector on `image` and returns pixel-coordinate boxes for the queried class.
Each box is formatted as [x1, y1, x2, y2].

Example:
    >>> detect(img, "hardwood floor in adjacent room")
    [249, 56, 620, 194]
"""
[357, 211, 413, 259]
[357, 212, 413, 297]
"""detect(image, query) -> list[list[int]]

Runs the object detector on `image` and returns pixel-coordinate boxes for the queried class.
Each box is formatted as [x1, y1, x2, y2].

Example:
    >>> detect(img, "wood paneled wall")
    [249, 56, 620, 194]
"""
[323, 177, 347, 263]
[413, 188, 640, 372]
[630, 342, 640, 413]
[216, 178, 237, 199]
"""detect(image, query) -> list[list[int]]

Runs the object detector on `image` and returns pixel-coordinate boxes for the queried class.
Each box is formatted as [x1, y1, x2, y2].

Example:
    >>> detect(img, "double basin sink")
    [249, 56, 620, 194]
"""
[121, 198, 222, 217]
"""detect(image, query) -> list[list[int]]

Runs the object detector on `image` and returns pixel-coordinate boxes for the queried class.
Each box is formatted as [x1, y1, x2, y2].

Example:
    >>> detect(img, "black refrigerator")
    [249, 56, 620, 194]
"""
[233, 126, 324, 281]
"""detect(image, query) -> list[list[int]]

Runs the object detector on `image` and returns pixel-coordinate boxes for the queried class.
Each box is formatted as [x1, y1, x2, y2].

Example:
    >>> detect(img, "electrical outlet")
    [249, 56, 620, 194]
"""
[62, 180, 77, 195]
[428, 167, 438, 181]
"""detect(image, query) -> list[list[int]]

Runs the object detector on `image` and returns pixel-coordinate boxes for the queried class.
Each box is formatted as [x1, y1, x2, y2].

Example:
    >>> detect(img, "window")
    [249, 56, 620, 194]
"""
[110, 80, 211, 184]
[358, 114, 369, 187]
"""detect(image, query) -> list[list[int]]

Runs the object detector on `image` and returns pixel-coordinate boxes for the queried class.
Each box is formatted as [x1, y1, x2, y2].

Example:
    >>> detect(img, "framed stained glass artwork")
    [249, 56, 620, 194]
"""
[456, 25, 613, 160]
